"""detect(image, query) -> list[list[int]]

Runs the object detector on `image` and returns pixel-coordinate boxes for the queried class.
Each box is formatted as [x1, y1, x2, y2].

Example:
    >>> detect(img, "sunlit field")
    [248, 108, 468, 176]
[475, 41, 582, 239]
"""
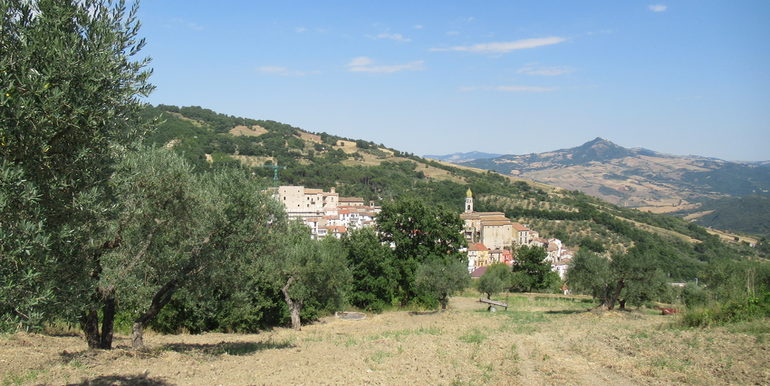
[3, 292, 768, 385]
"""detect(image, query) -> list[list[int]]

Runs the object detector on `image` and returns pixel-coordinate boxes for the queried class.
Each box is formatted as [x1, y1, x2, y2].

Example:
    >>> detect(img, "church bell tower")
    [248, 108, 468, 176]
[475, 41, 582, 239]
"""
[465, 188, 474, 213]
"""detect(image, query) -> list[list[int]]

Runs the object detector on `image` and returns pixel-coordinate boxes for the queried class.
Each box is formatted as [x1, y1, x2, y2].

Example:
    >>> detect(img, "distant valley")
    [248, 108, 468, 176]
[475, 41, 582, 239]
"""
[423, 151, 504, 163]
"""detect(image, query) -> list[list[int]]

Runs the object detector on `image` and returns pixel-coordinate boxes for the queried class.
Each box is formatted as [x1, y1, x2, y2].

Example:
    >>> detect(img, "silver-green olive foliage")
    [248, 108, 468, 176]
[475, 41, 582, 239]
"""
[104, 147, 286, 347]
[0, 0, 152, 334]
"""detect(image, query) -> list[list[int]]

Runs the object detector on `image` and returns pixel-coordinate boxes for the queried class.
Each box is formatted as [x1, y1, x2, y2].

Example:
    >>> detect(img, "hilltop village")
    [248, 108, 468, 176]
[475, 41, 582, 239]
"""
[274, 186, 574, 279]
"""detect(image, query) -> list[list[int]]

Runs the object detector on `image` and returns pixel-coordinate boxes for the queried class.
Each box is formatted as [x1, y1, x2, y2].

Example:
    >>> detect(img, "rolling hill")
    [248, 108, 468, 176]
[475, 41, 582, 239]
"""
[140, 105, 766, 280]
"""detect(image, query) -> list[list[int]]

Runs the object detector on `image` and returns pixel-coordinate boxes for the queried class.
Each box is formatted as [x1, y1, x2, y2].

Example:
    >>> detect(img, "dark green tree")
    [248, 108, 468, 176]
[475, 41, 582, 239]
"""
[342, 228, 397, 312]
[512, 246, 559, 292]
[0, 0, 153, 346]
[376, 198, 466, 304]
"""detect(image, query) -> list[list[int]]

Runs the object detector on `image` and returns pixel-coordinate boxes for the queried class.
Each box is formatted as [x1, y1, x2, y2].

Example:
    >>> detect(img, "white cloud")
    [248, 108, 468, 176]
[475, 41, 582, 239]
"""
[169, 17, 204, 31]
[295, 26, 307, 33]
[348, 57, 373, 67]
[413, 24, 424, 30]
[461, 85, 557, 92]
[347, 57, 425, 73]
[648, 4, 668, 12]
[516, 64, 574, 76]
[371, 33, 411, 42]
[255, 66, 316, 76]
[585, 29, 613, 36]
[431, 37, 566, 54]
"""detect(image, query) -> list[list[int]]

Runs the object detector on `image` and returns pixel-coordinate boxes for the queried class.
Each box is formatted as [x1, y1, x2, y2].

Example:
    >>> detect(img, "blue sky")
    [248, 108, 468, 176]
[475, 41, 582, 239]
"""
[137, 1, 770, 161]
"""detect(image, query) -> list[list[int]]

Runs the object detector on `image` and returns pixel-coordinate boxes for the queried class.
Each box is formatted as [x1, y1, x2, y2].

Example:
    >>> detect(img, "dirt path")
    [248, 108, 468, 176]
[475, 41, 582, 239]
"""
[2, 295, 768, 385]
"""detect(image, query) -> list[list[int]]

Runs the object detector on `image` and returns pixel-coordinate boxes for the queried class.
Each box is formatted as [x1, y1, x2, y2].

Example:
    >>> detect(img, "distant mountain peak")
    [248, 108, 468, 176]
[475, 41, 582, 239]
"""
[563, 137, 632, 163]
[580, 137, 619, 149]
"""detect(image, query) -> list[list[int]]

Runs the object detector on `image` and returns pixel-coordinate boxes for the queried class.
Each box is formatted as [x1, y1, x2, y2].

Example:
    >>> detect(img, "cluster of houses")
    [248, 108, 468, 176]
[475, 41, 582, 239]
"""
[274, 185, 574, 280]
[275, 186, 380, 239]
[461, 189, 574, 279]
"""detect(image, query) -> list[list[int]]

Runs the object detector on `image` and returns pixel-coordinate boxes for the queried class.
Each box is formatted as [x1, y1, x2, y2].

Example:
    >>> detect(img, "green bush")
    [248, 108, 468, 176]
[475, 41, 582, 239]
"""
[679, 291, 770, 327]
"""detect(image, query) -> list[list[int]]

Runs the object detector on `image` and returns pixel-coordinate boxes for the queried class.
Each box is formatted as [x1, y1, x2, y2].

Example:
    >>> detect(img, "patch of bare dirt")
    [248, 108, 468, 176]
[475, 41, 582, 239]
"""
[298, 131, 321, 143]
[334, 140, 358, 154]
[231, 155, 274, 167]
[229, 125, 268, 137]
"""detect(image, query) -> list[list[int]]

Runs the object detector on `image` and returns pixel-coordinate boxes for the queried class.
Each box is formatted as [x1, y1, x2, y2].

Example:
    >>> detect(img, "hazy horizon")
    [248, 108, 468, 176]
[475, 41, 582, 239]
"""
[138, 1, 770, 161]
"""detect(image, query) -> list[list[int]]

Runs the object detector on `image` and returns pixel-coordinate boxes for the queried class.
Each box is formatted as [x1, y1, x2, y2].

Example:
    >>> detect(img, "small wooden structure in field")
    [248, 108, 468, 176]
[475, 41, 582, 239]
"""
[479, 298, 509, 311]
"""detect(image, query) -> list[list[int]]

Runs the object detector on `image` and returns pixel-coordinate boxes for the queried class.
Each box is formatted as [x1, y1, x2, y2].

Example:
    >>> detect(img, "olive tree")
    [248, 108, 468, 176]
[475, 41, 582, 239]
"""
[415, 256, 470, 311]
[478, 263, 511, 299]
[0, 0, 152, 346]
[103, 148, 285, 348]
[273, 222, 351, 330]
[568, 248, 669, 310]
[0, 164, 51, 331]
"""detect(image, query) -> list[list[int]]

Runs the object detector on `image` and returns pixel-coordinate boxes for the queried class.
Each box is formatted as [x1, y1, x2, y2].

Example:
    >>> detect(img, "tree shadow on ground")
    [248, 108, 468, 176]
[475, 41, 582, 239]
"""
[408, 310, 440, 316]
[67, 374, 171, 385]
[162, 340, 294, 356]
[544, 310, 585, 315]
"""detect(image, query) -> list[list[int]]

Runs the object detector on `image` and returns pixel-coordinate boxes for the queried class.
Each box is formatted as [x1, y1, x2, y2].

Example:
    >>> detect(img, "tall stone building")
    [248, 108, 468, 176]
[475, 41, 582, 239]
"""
[460, 189, 514, 250]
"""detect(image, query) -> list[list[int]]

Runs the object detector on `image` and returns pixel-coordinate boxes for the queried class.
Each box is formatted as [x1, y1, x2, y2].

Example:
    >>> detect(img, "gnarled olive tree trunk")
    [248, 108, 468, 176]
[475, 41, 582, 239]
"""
[281, 277, 303, 331]
[131, 279, 180, 349]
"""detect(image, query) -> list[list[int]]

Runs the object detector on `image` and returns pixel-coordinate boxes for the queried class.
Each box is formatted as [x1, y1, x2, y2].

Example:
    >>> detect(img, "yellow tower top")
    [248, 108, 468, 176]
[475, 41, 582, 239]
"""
[466, 188, 473, 198]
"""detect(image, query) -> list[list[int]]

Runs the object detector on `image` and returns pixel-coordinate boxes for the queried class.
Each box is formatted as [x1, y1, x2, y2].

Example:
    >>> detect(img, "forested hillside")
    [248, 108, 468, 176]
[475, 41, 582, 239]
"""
[680, 195, 770, 236]
[142, 104, 767, 282]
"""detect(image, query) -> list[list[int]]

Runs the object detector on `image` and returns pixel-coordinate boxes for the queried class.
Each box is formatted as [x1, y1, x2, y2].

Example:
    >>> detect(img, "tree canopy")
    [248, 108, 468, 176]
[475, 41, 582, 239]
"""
[511, 246, 560, 293]
[342, 228, 397, 312]
[478, 263, 511, 299]
[568, 248, 669, 310]
[1, 0, 152, 345]
[376, 198, 466, 304]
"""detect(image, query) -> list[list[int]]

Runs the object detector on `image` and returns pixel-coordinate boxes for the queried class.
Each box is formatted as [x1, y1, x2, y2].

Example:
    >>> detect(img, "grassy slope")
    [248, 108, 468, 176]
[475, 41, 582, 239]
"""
[140, 105, 765, 279]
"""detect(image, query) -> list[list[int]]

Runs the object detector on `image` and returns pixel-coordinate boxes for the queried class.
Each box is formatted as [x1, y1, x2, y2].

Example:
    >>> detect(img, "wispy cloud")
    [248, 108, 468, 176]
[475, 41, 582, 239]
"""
[255, 66, 317, 76]
[413, 24, 424, 30]
[516, 64, 574, 76]
[347, 57, 425, 73]
[168, 17, 204, 31]
[369, 33, 411, 42]
[295, 26, 307, 33]
[461, 85, 557, 92]
[431, 37, 566, 54]
[585, 29, 613, 36]
[648, 4, 668, 12]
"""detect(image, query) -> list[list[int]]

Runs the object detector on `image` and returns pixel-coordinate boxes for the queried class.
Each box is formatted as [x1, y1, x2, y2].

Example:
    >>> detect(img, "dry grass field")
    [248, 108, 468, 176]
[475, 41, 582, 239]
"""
[2, 293, 768, 385]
